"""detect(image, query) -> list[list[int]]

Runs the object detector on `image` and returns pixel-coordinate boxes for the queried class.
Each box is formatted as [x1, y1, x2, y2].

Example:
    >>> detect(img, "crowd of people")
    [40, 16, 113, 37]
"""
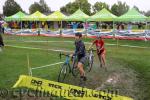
[0, 20, 146, 32]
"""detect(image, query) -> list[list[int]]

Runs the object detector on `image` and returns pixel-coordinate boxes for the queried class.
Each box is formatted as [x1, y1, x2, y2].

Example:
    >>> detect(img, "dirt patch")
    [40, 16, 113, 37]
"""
[64, 57, 140, 100]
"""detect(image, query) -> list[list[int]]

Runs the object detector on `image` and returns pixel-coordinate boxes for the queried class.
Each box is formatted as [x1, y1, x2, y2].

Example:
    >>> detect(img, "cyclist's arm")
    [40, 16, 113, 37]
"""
[88, 40, 96, 50]
[88, 43, 94, 50]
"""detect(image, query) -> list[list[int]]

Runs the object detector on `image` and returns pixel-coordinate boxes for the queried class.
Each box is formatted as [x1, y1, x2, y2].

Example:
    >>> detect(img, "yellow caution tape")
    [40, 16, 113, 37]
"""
[13, 75, 133, 100]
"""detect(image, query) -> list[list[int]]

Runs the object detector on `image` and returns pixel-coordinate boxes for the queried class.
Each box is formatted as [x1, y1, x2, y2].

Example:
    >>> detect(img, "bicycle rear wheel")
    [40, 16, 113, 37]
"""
[58, 63, 69, 82]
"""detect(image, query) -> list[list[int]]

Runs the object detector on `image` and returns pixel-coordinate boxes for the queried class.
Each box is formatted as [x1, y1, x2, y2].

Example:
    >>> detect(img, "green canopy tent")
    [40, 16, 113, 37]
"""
[115, 8, 147, 22]
[46, 11, 67, 33]
[23, 11, 47, 31]
[4, 11, 27, 32]
[24, 11, 47, 21]
[4, 11, 26, 21]
[46, 11, 66, 21]
[65, 9, 89, 21]
[64, 9, 89, 33]
[88, 8, 117, 33]
[88, 8, 117, 22]
[88, 8, 117, 31]
[115, 8, 148, 42]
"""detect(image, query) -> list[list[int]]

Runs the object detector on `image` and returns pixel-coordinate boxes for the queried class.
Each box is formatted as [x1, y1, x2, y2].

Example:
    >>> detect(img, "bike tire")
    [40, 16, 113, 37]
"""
[88, 55, 94, 72]
[58, 63, 69, 82]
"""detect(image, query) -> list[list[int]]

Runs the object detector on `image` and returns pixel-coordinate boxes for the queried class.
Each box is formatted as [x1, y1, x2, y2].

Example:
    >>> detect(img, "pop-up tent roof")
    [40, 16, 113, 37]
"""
[147, 16, 150, 21]
[88, 8, 117, 21]
[5, 11, 26, 21]
[47, 11, 66, 21]
[115, 8, 147, 21]
[65, 9, 89, 21]
[24, 11, 47, 21]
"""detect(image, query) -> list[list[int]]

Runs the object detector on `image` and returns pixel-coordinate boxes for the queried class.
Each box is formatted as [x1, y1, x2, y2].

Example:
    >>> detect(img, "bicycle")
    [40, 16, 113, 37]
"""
[58, 53, 72, 82]
[87, 48, 95, 72]
[58, 49, 95, 82]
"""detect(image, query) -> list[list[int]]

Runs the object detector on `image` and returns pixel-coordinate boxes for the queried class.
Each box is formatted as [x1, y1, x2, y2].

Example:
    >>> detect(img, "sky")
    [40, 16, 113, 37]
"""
[0, 0, 150, 14]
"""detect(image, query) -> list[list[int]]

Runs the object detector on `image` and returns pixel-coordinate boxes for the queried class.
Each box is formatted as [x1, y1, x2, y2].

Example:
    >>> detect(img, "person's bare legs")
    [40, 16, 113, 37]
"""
[77, 62, 85, 77]
[98, 54, 102, 68]
[101, 51, 107, 71]
[77, 62, 87, 84]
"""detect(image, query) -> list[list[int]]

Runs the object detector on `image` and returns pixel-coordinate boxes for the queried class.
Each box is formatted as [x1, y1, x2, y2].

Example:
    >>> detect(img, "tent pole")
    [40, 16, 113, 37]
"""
[60, 21, 62, 36]
[113, 21, 115, 40]
[113, 21, 118, 48]
[145, 21, 147, 41]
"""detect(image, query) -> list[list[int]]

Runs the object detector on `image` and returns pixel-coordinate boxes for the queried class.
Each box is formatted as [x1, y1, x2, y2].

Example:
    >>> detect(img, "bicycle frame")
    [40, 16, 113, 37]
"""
[59, 53, 71, 71]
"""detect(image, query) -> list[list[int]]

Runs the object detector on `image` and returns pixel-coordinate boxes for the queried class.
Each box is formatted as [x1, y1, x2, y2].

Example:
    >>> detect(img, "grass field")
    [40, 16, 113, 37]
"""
[0, 34, 150, 100]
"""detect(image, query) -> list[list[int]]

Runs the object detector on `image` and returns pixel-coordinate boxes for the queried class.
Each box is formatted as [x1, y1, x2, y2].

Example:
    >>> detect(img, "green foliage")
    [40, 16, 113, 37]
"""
[145, 10, 150, 17]
[29, 0, 51, 14]
[92, 2, 109, 13]
[29, 2, 43, 14]
[3, 0, 23, 16]
[60, 0, 91, 15]
[111, 1, 129, 16]
[39, 0, 51, 13]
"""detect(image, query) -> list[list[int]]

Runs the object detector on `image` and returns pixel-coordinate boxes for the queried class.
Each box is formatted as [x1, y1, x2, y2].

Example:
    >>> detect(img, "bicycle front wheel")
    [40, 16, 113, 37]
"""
[58, 63, 69, 82]
[88, 55, 94, 72]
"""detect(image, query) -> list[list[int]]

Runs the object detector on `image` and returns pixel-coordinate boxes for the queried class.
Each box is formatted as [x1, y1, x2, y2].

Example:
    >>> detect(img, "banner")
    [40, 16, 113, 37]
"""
[13, 75, 133, 100]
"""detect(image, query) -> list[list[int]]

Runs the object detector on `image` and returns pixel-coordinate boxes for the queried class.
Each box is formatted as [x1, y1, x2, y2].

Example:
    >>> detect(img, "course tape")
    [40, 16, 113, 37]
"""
[31, 62, 64, 70]
[13, 75, 133, 100]
[6, 45, 73, 52]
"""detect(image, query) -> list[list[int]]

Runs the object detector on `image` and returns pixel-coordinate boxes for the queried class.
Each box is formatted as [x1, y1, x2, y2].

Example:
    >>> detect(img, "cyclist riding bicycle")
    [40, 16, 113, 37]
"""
[71, 32, 87, 82]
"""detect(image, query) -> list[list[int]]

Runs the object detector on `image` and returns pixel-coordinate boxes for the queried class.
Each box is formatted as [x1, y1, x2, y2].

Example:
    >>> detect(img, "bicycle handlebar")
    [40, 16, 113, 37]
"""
[59, 52, 70, 59]
[87, 48, 97, 52]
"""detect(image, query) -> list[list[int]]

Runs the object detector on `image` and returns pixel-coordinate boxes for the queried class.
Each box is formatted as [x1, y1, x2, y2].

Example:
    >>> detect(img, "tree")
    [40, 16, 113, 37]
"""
[39, 0, 51, 13]
[93, 2, 109, 13]
[60, 0, 91, 15]
[133, 6, 140, 12]
[145, 10, 150, 17]
[29, 2, 43, 14]
[111, 1, 129, 16]
[29, 0, 51, 14]
[133, 6, 145, 15]
[3, 0, 23, 16]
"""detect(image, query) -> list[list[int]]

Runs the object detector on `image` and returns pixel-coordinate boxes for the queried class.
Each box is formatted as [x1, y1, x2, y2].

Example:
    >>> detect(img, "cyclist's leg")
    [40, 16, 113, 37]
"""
[101, 50, 106, 66]
[78, 57, 87, 81]
[77, 62, 85, 77]
[98, 53, 102, 68]
[101, 50, 107, 70]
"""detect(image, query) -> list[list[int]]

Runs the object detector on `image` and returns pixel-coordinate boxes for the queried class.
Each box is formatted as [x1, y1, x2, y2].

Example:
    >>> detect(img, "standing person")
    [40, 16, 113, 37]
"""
[0, 33, 4, 52]
[71, 32, 87, 83]
[88, 35, 106, 70]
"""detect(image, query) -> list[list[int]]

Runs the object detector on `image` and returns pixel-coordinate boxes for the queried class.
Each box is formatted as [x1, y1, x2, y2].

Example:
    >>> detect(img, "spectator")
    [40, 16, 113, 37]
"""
[117, 23, 124, 31]
[127, 22, 132, 31]
[138, 23, 143, 29]
[0, 33, 4, 52]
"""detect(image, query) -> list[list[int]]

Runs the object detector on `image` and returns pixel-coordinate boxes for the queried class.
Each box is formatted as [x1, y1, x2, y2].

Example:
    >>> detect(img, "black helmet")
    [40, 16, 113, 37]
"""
[75, 32, 82, 38]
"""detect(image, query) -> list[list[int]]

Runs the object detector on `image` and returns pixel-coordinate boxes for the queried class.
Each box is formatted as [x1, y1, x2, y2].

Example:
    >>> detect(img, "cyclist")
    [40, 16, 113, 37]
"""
[71, 32, 87, 82]
[88, 34, 106, 70]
